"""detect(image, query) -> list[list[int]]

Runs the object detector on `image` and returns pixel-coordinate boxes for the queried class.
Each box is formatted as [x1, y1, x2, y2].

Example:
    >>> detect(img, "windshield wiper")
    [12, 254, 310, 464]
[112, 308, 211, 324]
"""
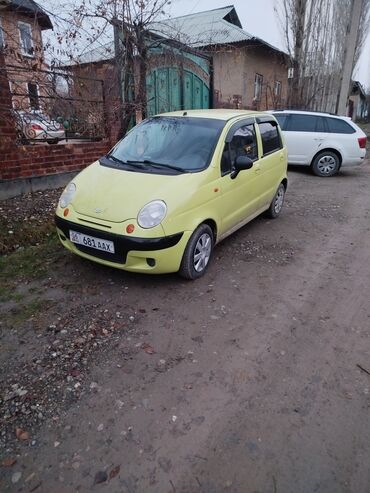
[132, 159, 188, 173]
[106, 155, 142, 169]
[105, 154, 126, 166]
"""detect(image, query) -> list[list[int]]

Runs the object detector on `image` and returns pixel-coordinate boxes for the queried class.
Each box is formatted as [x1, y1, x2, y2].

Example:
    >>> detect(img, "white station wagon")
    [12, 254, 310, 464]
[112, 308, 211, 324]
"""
[272, 110, 367, 177]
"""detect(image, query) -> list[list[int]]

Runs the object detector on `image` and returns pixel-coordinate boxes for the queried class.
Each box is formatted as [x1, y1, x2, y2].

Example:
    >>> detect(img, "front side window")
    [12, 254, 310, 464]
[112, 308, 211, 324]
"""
[273, 113, 288, 130]
[254, 74, 263, 100]
[221, 124, 258, 175]
[259, 122, 282, 155]
[28, 82, 39, 109]
[18, 22, 33, 56]
[108, 117, 224, 173]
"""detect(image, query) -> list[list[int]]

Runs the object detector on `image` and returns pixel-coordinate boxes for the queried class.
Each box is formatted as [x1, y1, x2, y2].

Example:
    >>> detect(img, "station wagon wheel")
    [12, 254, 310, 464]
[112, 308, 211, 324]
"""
[312, 151, 340, 177]
[266, 183, 286, 219]
[179, 224, 214, 280]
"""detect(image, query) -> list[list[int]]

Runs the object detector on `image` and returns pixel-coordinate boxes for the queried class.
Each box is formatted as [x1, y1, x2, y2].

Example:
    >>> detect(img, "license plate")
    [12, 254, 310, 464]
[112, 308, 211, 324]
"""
[69, 230, 115, 254]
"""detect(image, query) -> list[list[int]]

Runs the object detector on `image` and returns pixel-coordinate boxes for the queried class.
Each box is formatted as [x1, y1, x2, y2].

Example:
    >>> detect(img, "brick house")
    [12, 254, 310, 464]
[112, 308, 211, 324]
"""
[0, 0, 53, 112]
[152, 5, 289, 110]
[68, 5, 289, 114]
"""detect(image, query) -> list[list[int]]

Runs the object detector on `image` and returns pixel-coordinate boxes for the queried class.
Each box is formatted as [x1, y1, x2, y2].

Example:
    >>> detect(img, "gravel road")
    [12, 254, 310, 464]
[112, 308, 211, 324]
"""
[1, 160, 370, 493]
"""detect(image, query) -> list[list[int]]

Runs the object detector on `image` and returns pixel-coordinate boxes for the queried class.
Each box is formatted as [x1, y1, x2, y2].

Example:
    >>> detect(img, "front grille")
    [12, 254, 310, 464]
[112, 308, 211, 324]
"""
[55, 215, 183, 265]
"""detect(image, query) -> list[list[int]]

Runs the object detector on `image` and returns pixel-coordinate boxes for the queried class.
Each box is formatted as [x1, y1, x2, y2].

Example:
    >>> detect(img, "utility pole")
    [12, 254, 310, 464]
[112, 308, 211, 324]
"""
[337, 0, 363, 115]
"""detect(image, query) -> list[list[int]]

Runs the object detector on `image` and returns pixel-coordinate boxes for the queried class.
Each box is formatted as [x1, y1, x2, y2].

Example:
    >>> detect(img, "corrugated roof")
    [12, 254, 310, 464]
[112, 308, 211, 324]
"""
[6, 0, 53, 30]
[69, 4, 285, 66]
[150, 5, 253, 47]
[75, 42, 115, 65]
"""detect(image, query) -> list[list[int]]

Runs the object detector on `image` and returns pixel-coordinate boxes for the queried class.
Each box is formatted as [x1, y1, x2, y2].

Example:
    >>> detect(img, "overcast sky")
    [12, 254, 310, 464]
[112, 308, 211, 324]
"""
[39, 0, 370, 88]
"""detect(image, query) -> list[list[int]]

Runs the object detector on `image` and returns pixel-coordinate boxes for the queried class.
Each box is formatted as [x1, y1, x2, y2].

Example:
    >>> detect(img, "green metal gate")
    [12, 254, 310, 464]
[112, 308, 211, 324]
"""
[146, 46, 210, 116]
[146, 67, 210, 116]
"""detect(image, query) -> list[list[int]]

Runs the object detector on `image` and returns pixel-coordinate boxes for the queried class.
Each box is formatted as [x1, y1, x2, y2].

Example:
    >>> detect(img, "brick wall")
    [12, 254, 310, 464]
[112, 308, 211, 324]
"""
[0, 141, 111, 180]
[0, 52, 112, 183]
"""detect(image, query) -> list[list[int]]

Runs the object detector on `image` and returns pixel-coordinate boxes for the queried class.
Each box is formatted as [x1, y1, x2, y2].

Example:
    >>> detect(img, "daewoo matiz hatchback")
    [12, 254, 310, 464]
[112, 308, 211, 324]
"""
[55, 110, 288, 279]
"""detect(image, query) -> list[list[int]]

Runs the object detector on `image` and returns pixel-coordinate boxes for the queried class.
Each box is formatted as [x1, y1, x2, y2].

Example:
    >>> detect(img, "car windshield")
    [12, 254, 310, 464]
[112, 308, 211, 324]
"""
[108, 116, 225, 172]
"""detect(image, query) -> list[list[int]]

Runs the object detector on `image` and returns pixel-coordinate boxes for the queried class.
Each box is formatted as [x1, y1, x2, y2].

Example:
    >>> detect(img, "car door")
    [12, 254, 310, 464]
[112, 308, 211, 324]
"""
[215, 119, 262, 237]
[283, 113, 325, 165]
[256, 117, 286, 209]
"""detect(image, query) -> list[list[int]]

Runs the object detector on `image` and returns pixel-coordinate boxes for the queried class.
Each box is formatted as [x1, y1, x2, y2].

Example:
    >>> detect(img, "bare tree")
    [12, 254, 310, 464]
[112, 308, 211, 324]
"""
[62, 0, 171, 136]
[275, 0, 370, 112]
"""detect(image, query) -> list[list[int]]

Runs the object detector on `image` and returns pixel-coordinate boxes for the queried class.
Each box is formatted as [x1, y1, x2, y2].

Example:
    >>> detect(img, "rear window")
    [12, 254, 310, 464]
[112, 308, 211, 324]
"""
[326, 117, 355, 134]
[259, 122, 282, 155]
[287, 114, 318, 132]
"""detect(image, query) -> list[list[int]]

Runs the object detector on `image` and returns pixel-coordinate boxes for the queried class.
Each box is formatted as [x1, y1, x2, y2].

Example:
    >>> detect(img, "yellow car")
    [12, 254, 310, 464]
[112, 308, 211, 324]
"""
[55, 110, 287, 279]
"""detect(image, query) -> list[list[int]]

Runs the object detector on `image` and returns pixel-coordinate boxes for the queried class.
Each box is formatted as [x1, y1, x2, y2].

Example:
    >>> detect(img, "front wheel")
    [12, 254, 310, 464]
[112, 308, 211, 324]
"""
[266, 183, 285, 219]
[179, 224, 214, 280]
[311, 151, 340, 177]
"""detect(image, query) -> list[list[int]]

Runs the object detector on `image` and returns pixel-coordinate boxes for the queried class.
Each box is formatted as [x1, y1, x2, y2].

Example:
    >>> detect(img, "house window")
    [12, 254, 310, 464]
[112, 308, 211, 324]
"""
[254, 74, 263, 100]
[28, 82, 39, 109]
[0, 18, 4, 48]
[274, 81, 282, 99]
[18, 22, 34, 56]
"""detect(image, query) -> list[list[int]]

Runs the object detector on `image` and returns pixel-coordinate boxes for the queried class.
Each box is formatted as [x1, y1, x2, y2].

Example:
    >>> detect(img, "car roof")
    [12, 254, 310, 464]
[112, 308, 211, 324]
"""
[271, 109, 351, 120]
[157, 109, 271, 121]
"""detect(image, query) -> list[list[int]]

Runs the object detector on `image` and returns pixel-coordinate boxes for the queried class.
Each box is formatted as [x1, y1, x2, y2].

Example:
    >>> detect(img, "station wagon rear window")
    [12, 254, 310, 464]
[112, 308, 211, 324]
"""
[326, 118, 355, 134]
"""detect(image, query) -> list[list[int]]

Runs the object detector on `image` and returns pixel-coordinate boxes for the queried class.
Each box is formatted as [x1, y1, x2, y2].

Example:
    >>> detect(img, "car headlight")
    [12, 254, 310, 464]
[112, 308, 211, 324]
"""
[137, 200, 167, 229]
[59, 182, 76, 208]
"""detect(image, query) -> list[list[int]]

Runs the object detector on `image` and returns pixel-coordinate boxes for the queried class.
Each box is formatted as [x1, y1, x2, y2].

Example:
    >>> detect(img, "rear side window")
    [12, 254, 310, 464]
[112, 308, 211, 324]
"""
[273, 113, 288, 130]
[287, 114, 318, 132]
[258, 122, 282, 155]
[326, 118, 355, 134]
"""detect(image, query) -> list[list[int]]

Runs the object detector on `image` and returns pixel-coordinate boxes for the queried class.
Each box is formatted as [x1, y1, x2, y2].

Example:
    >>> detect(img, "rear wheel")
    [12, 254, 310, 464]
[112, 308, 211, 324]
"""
[266, 183, 285, 219]
[311, 151, 340, 177]
[179, 224, 214, 280]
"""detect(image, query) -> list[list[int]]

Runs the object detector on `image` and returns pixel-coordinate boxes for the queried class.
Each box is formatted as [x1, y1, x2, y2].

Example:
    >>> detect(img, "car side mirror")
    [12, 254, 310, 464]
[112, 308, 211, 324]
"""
[230, 155, 254, 179]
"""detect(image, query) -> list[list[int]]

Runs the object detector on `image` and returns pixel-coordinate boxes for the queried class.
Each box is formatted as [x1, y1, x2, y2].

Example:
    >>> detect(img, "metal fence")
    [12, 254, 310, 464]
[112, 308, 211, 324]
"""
[5, 64, 106, 145]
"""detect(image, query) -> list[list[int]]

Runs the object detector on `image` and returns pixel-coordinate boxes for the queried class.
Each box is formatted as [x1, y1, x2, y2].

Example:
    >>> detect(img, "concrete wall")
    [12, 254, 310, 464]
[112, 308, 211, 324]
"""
[212, 44, 288, 111]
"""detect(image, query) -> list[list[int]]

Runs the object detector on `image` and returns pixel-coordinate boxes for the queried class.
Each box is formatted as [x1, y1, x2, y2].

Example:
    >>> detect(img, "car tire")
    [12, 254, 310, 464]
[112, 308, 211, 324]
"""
[311, 151, 340, 177]
[266, 183, 285, 219]
[47, 139, 59, 145]
[179, 224, 214, 280]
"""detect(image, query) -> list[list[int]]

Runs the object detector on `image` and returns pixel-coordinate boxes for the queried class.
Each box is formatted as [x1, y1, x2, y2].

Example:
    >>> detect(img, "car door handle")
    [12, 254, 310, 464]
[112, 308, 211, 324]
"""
[254, 165, 261, 173]
[314, 138, 324, 141]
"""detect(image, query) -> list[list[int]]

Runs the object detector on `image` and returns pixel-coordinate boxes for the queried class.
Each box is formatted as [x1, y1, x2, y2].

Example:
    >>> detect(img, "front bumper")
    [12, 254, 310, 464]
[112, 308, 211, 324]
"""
[55, 215, 189, 274]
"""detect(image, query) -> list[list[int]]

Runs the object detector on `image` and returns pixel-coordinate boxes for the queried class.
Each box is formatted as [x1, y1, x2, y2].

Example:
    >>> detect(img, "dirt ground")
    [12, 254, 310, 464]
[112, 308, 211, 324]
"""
[1, 155, 370, 492]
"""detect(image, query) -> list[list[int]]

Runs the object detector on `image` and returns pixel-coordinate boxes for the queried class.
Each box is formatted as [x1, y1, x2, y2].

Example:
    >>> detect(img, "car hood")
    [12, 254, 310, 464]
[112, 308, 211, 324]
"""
[71, 160, 203, 223]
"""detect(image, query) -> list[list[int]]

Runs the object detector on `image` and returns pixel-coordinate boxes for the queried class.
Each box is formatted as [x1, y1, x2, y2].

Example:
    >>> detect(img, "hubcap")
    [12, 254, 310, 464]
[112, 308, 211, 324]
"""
[193, 233, 212, 272]
[317, 155, 337, 174]
[274, 186, 285, 214]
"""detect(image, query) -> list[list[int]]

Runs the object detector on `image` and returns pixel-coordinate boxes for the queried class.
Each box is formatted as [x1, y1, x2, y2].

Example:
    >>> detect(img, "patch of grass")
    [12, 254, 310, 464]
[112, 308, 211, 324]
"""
[7, 299, 46, 325]
[0, 233, 63, 306]
[3, 299, 51, 327]
[0, 220, 56, 255]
